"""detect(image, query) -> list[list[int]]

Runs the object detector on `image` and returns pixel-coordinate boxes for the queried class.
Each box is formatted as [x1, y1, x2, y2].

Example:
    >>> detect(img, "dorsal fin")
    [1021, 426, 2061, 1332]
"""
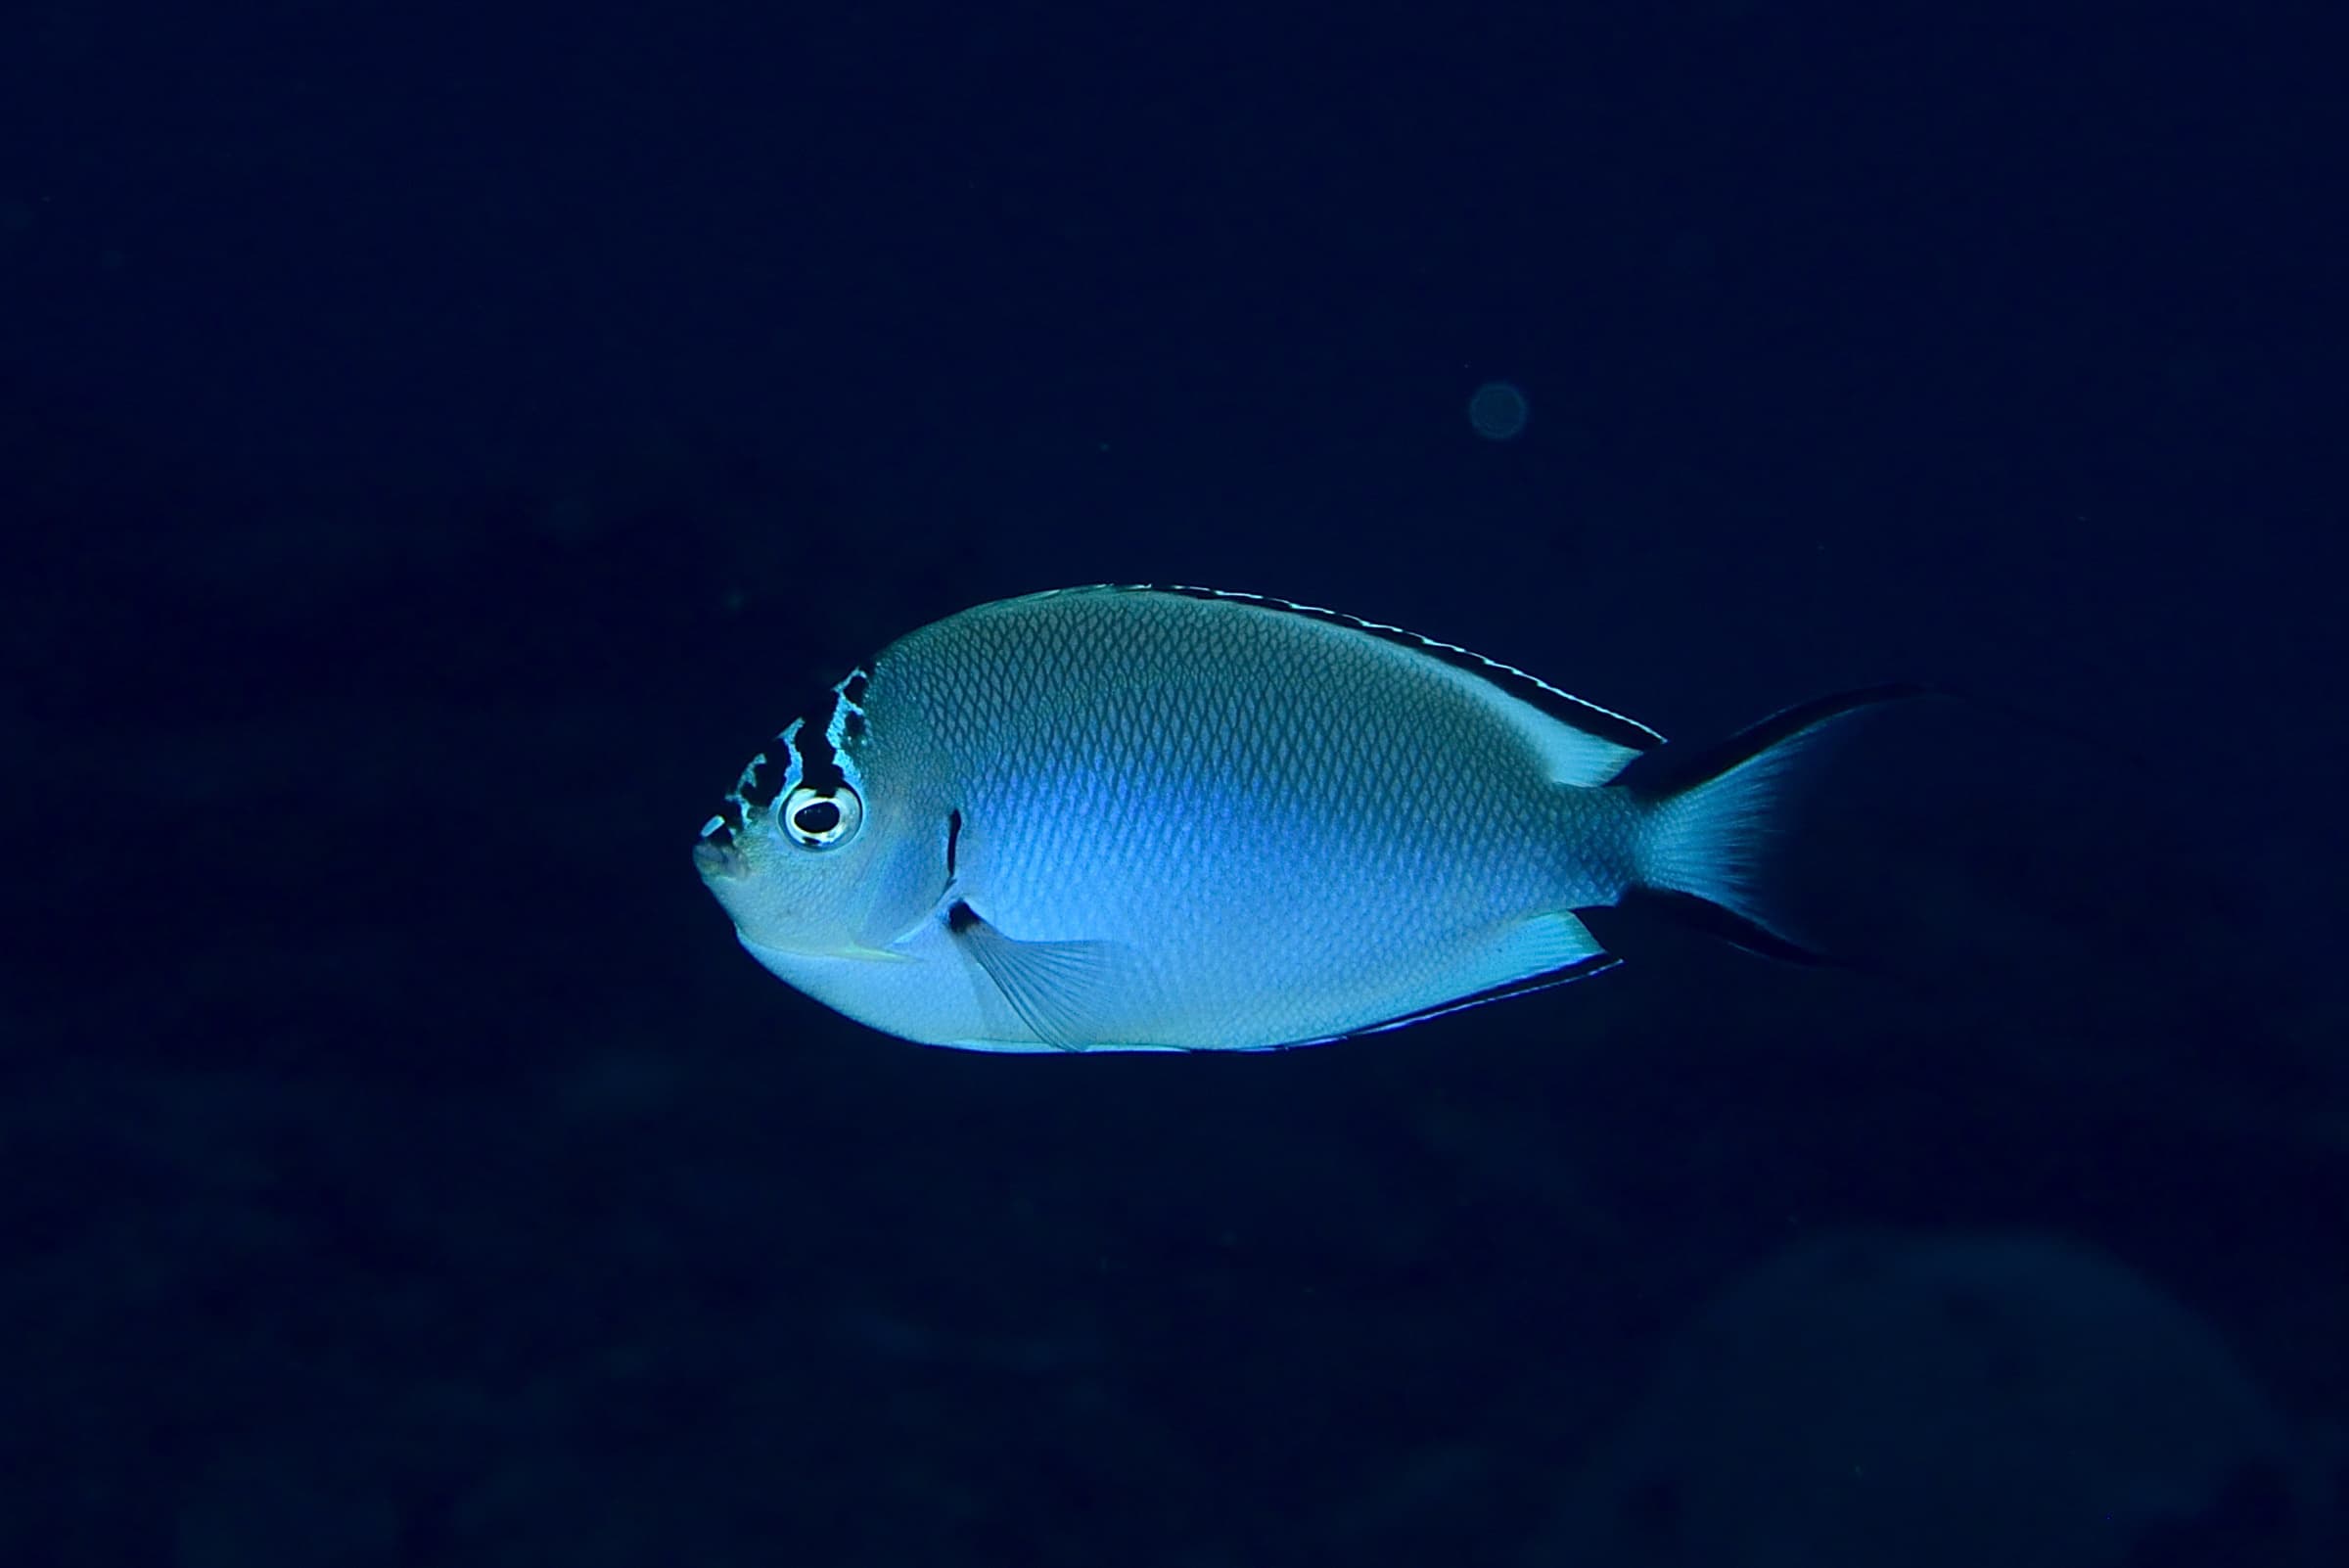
[1033, 582, 1666, 758]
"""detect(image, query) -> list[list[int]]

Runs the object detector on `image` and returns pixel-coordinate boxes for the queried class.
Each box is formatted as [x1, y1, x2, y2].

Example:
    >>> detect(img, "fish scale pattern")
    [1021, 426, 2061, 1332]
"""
[872, 587, 1619, 1045]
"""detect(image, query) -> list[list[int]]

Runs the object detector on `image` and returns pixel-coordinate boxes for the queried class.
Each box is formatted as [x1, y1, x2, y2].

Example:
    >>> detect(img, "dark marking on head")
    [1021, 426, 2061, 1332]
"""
[737, 751, 783, 812]
[945, 809, 962, 878]
[700, 751, 764, 851]
[710, 666, 866, 848]
[704, 653, 880, 859]
[793, 715, 849, 797]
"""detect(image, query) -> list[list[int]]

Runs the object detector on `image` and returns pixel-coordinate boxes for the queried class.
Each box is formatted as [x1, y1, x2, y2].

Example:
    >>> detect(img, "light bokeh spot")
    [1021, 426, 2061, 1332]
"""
[1467, 381, 1529, 441]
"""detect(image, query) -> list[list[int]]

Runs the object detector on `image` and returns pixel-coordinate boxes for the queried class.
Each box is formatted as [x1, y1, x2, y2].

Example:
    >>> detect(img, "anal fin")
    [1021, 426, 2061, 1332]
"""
[1313, 910, 1619, 1046]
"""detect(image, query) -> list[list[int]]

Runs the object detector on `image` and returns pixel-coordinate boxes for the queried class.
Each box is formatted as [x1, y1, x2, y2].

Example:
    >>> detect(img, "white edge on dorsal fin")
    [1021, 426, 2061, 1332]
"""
[1028, 582, 1664, 786]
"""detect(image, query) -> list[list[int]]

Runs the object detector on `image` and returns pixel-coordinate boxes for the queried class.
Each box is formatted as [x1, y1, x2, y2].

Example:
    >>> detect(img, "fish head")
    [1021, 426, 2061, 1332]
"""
[694, 665, 949, 965]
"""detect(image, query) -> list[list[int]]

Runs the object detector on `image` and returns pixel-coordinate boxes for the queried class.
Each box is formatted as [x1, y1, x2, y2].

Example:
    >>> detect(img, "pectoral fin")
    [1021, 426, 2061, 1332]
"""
[946, 901, 1139, 1052]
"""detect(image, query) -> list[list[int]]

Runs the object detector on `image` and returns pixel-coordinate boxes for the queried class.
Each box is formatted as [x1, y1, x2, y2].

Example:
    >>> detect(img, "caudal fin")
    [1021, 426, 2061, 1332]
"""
[1610, 684, 1928, 962]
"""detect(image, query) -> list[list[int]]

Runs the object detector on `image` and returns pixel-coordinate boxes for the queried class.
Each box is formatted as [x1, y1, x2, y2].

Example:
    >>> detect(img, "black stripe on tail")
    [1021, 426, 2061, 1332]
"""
[1608, 683, 1933, 802]
[1603, 683, 1934, 967]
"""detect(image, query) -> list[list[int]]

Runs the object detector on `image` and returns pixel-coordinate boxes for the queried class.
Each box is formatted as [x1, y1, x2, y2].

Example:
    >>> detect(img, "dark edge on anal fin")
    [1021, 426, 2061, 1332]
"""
[1280, 951, 1624, 1050]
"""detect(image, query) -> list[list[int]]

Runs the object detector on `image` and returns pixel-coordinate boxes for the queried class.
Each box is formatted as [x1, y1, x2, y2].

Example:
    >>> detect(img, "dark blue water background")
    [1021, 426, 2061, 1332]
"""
[3, 5, 2341, 1563]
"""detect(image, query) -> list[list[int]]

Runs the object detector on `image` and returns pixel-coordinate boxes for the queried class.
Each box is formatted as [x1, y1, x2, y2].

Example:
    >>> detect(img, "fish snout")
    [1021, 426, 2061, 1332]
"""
[693, 839, 748, 881]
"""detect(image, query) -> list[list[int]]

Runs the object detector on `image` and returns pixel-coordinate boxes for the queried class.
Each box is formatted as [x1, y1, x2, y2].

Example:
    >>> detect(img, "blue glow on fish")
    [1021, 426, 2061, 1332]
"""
[694, 584, 1913, 1053]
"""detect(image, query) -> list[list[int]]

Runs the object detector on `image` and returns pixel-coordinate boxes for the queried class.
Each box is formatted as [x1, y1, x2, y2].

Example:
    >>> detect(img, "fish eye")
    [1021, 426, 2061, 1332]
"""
[779, 784, 862, 850]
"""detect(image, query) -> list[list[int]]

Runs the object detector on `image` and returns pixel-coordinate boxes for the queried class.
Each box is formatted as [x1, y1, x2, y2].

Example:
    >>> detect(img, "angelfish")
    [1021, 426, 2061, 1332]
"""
[694, 585, 1908, 1052]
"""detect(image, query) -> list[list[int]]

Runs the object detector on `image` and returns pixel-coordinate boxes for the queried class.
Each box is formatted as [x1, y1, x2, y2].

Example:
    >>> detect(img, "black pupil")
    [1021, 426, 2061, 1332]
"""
[792, 799, 844, 837]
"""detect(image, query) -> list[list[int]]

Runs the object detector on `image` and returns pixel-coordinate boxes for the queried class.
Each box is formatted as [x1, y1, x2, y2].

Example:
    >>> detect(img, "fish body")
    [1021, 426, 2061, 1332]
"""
[694, 585, 1898, 1052]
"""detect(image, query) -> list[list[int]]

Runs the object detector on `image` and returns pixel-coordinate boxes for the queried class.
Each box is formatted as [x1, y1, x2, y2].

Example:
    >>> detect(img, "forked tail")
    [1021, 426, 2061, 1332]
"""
[1609, 685, 1928, 961]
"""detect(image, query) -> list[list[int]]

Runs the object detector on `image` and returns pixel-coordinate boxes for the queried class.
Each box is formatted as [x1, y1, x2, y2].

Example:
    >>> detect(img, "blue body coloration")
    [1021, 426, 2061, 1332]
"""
[695, 585, 1890, 1051]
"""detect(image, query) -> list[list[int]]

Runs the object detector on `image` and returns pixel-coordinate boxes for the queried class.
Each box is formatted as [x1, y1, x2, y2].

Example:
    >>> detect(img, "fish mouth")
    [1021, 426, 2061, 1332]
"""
[693, 840, 748, 882]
